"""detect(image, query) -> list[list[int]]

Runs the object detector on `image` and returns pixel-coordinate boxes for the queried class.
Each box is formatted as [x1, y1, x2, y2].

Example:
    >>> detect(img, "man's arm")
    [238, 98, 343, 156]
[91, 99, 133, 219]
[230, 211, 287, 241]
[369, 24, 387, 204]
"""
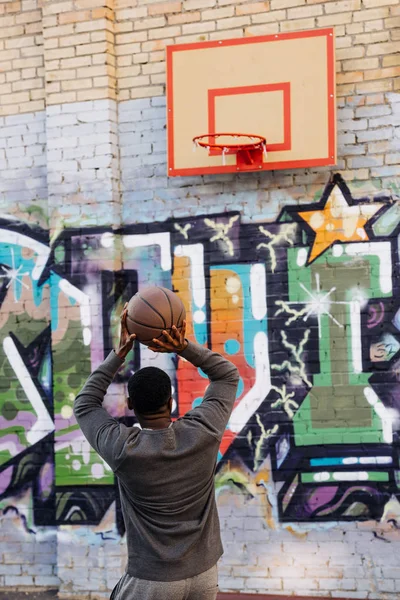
[178, 341, 239, 439]
[73, 307, 137, 471]
[73, 352, 130, 470]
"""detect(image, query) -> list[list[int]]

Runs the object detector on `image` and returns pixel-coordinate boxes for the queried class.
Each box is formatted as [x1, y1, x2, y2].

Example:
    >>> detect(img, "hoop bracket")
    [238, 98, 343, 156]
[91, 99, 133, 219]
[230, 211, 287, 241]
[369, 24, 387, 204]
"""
[192, 133, 267, 172]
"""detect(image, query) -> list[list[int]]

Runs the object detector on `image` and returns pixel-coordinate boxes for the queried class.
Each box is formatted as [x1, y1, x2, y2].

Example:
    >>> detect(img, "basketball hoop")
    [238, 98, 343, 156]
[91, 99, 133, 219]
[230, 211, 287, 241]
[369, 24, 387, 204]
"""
[192, 133, 267, 171]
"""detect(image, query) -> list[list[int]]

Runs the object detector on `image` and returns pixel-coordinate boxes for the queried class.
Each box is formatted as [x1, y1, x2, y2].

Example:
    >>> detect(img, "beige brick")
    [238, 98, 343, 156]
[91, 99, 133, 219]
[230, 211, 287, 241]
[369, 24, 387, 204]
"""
[5, 1, 21, 13]
[364, 18, 384, 31]
[74, 0, 112, 8]
[151, 72, 165, 84]
[118, 89, 130, 100]
[183, 0, 215, 9]
[22, 67, 37, 78]
[251, 9, 286, 23]
[13, 56, 43, 68]
[12, 77, 42, 91]
[363, 0, 397, 6]
[0, 83, 12, 94]
[217, 15, 250, 28]
[61, 55, 91, 68]
[325, 0, 360, 13]
[149, 50, 164, 62]
[76, 41, 107, 55]
[117, 7, 147, 20]
[182, 20, 215, 33]
[148, 1, 181, 15]
[75, 18, 113, 33]
[59, 9, 91, 24]
[44, 37, 59, 50]
[47, 69, 76, 81]
[345, 23, 363, 34]
[142, 61, 164, 74]
[317, 12, 352, 26]
[47, 91, 77, 103]
[337, 83, 355, 96]
[91, 30, 114, 43]
[116, 65, 140, 77]
[169, 11, 200, 24]
[353, 32, 390, 45]
[356, 79, 393, 93]
[390, 4, 400, 15]
[76, 64, 107, 78]
[46, 81, 61, 93]
[61, 77, 93, 90]
[119, 74, 150, 87]
[272, 0, 304, 7]
[0, 60, 13, 72]
[0, 15, 16, 27]
[236, 2, 269, 15]
[26, 22, 43, 34]
[175, 32, 210, 42]
[59, 33, 91, 47]
[15, 9, 41, 23]
[19, 99, 45, 112]
[383, 53, 400, 67]
[0, 25, 24, 39]
[0, 48, 20, 61]
[364, 66, 400, 80]
[244, 22, 279, 34]
[134, 16, 166, 30]
[202, 6, 234, 19]
[280, 16, 315, 30]
[117, 55, 132, 66]
[343, 57, 380, 71]
[43, 1, 73, 15]
[115, 31, 148, 45]
[130, 85, 163, 98]
[141, 38, 174, 51]
[77, 87, 113, 100]
[6, 70, 19, 81]
[367, 41, 400, 56]
[114, 21, 133, 33]
[0, 104, 20, 117]
[337, 71, 363, 84]
[287, 3, 322, 18]
[133, 52, 149, 63]
[93, 52, 115, 66]
[149, 25, 180, 39]
[42, 15, 57, 27]
[43, 23, 75, 38]
[1, 91, 29, 103]
[354, 7, 390, 20]
[337, 47, 365, 61]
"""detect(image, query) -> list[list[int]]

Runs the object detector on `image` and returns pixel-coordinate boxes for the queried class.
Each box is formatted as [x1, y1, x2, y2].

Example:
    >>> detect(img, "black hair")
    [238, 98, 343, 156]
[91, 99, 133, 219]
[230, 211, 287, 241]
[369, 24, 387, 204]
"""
[127, 367, 172, 415]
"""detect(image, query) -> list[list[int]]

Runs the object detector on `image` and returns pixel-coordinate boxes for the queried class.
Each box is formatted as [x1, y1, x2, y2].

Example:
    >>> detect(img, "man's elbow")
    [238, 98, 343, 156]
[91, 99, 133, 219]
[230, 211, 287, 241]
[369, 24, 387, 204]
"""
[227, 364, 240, 384]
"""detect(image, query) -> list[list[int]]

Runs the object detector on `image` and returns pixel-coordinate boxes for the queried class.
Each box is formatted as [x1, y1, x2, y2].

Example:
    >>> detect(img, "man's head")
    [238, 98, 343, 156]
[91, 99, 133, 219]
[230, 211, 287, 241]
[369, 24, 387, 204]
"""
[127, 367, 172, 416]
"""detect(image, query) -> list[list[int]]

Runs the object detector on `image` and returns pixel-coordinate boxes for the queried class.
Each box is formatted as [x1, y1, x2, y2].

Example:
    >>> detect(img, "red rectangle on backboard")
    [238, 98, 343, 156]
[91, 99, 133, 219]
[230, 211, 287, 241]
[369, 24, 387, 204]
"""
[208, 83, 291, 155]
[166, 28, 336, 176]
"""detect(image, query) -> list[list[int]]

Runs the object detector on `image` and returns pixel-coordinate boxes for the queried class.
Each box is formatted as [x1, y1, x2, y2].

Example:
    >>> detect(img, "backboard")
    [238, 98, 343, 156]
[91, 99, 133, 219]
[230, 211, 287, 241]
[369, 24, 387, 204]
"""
[166, 29, 336, 177]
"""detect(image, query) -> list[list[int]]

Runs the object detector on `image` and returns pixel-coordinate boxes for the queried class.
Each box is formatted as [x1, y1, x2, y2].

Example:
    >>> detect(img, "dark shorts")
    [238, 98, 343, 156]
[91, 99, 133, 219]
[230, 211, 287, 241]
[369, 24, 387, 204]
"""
[110, 564, 218, 600]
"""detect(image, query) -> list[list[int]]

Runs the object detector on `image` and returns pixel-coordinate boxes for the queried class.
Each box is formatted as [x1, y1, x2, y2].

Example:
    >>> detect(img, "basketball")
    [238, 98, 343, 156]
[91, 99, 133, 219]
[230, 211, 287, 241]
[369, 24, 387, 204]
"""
[126, 286, 186, 345]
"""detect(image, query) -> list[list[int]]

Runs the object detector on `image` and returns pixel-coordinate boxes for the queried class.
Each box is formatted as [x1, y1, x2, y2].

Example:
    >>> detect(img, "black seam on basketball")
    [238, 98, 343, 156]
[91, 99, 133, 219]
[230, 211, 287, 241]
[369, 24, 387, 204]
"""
[160, 287, 173, 327]
[137, 293, 166, 329]
[176, 305, 184, 327]
[126, 314, 171, 330]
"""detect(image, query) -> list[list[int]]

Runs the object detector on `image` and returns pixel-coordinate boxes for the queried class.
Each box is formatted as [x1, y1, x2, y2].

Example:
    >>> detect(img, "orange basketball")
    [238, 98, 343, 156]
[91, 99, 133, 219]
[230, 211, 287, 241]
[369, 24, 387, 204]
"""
[126, 286, 186, 346]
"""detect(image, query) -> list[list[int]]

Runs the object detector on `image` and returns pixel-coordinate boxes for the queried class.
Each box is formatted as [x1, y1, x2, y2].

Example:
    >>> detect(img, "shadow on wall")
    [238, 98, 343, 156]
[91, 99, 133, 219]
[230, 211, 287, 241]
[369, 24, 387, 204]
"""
[1, 174, 400, 534]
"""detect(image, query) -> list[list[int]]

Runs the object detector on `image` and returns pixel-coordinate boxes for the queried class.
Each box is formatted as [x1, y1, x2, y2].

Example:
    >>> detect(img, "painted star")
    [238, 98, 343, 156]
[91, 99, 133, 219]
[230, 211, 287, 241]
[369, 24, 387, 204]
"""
[298, 184, 383, 263]
[0, 248, 30, 301]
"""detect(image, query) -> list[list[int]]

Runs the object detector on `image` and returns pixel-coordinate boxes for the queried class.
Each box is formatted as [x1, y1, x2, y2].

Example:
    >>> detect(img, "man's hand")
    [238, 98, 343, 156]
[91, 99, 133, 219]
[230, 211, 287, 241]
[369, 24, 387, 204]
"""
[117, 304, 136, 360]
[149, 321, 188, 354]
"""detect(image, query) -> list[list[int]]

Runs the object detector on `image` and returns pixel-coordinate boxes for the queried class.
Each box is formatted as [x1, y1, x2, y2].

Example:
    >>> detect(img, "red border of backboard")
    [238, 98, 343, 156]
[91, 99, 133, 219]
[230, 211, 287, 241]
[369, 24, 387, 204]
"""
[166, 28, 336, 176]
[208, 83, 291, 155]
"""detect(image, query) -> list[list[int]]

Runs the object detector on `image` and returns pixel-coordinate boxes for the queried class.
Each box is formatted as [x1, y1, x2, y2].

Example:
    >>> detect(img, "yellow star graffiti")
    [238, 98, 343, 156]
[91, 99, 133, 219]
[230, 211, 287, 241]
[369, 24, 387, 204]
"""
[298, 185, 383, 263]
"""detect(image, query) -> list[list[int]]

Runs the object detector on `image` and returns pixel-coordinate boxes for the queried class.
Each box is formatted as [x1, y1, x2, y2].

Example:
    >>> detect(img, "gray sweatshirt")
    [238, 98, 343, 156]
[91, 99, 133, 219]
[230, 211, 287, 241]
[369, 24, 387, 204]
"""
[74, 341, 239, 582]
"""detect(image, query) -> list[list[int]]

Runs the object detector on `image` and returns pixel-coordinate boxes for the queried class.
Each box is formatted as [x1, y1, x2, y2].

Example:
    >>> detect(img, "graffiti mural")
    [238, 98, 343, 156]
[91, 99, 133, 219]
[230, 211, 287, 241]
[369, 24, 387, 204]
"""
[1, 174, 400, 532]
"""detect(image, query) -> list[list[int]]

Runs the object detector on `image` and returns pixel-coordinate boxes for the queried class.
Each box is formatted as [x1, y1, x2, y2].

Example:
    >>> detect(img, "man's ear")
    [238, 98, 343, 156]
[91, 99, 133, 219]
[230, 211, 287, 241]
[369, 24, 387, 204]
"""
[168, 397, 173, 413]
[127, 397, 134, 411]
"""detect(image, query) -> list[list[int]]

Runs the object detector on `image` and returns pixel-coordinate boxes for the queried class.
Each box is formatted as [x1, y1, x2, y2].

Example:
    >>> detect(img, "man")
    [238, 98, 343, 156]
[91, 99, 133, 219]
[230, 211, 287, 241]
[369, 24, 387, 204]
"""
[74, 305, 239, 600]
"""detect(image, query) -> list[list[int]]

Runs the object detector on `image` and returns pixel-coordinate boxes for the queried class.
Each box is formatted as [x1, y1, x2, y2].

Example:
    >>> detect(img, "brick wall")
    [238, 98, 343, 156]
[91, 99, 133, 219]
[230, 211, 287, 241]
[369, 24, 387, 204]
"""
[0, 0, 399, 598]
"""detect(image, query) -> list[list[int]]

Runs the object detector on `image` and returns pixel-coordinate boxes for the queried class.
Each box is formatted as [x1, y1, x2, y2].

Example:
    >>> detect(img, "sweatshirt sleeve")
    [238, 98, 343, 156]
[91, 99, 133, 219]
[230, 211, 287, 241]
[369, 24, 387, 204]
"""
[73, 351, 132, 471]
[178, 341, 239, 440]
